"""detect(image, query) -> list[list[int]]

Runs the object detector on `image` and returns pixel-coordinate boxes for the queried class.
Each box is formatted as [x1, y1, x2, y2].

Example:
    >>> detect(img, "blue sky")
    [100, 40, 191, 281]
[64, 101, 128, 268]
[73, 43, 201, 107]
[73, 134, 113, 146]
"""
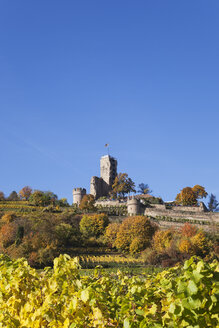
[0, 0, 218, 204]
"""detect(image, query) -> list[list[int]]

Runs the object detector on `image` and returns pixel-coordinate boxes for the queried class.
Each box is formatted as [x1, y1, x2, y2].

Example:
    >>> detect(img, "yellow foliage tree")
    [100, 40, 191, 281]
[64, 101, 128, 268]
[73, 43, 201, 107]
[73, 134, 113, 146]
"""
[192, 185, 208, 199]
[115, 216, 156, 252]
[80, 213, 109, 238]
[153, 229, 174, 253]
[178, 239, 194, 255]
[191, 231, 209, 256]
[104, 223, 120, 247]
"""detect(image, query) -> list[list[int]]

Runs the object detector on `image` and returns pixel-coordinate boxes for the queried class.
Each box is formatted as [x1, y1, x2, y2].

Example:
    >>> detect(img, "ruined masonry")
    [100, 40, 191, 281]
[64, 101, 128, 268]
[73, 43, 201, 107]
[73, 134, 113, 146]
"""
[73, 155, 117, 203]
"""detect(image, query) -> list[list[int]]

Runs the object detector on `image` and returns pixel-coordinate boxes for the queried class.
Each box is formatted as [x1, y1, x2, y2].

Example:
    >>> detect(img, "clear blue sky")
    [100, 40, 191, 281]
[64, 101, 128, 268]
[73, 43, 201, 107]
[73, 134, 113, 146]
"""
[0, 0, 218, 204]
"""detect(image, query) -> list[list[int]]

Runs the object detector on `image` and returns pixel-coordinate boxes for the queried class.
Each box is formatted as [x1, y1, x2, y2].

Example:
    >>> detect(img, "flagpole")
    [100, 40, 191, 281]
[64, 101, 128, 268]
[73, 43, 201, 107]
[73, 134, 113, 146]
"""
[105, 143, 110, 156]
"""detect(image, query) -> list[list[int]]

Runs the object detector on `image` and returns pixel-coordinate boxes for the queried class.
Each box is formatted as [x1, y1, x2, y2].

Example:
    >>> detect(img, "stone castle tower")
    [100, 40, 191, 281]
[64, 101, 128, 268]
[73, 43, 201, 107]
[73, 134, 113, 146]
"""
[100, 155, 117, 186]
[90, 155, 117, 199]
[72, 188, 86, 205]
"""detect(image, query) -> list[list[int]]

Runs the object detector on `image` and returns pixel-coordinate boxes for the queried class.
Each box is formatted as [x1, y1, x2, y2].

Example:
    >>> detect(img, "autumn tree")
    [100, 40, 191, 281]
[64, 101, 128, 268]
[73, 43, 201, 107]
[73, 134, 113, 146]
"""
[192, 185, 208, 199]
[153, 229, 174, 253]
[79, 194, 95, 212]
[104, 222, 120, 247]
[138, 183, 152, 194]
[0, 191, 5, 201]
[208, 194, 219, 212]
[115, 216, 156, 252]
[175, 185, 207, 206]
[19, 186, 32, 200]
[180, 223, 198, 237]
[111, 173, 136, 198]
[0, 223, 17, 248]
[80, 213, 109, 238]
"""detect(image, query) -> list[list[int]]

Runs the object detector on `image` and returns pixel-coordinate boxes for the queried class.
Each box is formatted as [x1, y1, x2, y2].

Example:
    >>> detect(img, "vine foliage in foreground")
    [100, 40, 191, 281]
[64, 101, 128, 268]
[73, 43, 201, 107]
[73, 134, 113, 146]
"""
[0, 254, 218, 327]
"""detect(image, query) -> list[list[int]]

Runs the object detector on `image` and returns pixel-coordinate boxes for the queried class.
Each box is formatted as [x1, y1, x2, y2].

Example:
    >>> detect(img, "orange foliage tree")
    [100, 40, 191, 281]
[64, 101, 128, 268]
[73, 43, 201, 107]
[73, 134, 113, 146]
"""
[175, 185, 207, 206]
[175, 187, 197, 205]
[19, 186, 32, 200]
[0, 223, 17, 248]
[79, 194, 95, 212]
[180, 223, 197, 237]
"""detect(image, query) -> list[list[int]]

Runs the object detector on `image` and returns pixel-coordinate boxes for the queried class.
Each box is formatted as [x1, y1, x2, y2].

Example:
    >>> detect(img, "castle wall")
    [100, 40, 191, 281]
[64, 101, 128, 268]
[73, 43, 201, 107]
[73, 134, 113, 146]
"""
[144, 207, 219, 224]
[171, 205, 207, 213]
[90, 176, 109, 199]
[95, 199, 125, 206]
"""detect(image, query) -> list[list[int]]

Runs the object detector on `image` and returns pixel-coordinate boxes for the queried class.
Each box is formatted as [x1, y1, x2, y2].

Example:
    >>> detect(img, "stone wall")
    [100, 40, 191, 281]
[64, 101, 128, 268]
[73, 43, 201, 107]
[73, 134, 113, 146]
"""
[90, 176, 109, 199]
[151, 219, 215, 233]
[95, 199, 125, 206]
[144, 207, 219, 225]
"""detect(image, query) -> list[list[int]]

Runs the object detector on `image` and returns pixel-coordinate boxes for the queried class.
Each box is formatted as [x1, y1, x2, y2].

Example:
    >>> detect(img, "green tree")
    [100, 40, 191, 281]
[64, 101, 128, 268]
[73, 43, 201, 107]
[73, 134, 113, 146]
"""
[111, 173, 136, 198]
[0, 191, 5, 201]
[7, 191, 19, 201]
[29, 190, 58, 206]
[138, 183, 152, 194]
[208, 193, 219, 212]
[55, 223, 80, 247]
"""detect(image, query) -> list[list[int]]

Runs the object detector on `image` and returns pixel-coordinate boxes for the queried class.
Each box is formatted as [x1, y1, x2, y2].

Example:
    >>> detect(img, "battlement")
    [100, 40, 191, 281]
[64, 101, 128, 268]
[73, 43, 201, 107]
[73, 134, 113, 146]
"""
[73, 188, 86, 193]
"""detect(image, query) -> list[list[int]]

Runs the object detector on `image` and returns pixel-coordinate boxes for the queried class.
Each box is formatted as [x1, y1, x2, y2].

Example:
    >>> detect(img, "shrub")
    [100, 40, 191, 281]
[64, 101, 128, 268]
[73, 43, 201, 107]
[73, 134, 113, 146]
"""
[55, 223, 80, 247]
[0, 223, 17, 248]
[180, 223, 198, 237]
[80, 213, 109, 238]
[129, 237, 146, 254]
[1, 212, 16, 223]
[104, 223, 120, 247]
[141, 248, 158, 264]
[178, 238, 194, 255]
[153, 229, 174, 253]
[79, 194, 95, 212]
[191, 231, 210, 256]
[115, 216, 156, 252]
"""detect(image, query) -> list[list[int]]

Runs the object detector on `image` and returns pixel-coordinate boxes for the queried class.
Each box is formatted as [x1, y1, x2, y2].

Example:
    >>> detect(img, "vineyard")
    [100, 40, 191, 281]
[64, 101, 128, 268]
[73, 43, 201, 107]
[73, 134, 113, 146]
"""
[0, 254, 218, 327]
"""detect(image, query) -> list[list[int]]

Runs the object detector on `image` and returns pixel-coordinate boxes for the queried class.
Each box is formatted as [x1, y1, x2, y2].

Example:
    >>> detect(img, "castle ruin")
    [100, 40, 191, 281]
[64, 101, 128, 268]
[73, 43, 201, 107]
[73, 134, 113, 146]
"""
[73, 155, 117, 203]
